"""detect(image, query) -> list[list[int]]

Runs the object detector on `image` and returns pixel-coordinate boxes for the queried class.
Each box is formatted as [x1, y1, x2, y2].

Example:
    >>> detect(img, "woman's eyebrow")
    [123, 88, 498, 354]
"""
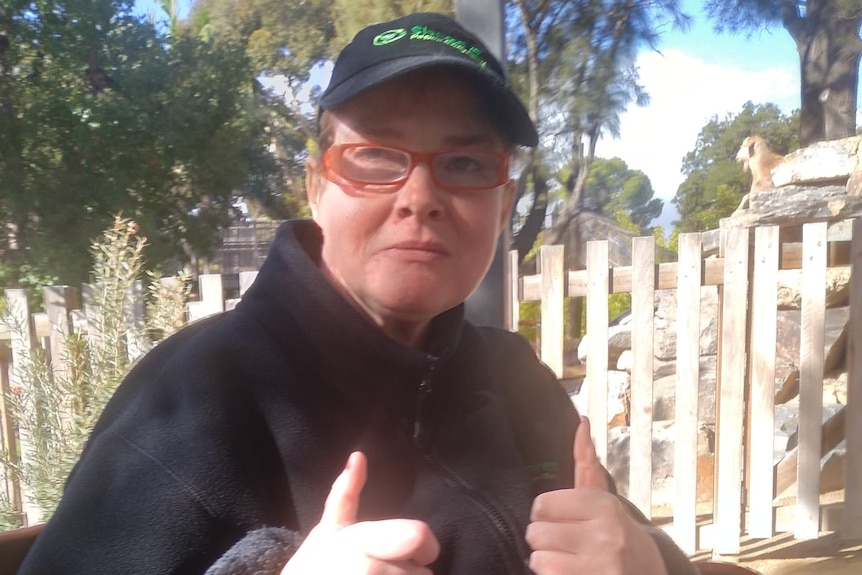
[441, 134, 497, 147]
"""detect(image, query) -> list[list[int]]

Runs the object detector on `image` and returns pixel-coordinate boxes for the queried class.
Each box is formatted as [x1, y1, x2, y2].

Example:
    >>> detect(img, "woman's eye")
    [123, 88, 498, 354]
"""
[444, 155, 482, 171]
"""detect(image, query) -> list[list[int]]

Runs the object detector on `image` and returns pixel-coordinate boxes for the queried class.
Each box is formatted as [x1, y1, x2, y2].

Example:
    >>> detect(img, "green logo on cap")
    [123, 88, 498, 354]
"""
[373, 28, 407, 46]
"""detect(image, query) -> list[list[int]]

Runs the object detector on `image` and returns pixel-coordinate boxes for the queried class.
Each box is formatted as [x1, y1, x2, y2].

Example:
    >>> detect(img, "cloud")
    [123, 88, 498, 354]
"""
[595, 49, 799, 206]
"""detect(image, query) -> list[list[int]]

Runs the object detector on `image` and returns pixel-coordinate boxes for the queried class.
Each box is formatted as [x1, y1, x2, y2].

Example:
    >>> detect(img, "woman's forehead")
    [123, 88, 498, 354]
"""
[327, 69, 505, 145]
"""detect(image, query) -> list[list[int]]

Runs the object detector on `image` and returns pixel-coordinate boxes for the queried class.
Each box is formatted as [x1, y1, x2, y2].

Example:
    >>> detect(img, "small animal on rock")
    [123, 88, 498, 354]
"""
[735, 135, 785, 210]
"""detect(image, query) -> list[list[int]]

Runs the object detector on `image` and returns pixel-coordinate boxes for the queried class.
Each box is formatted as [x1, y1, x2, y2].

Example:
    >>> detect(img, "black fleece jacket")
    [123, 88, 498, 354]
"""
[19, 220, 695, 575]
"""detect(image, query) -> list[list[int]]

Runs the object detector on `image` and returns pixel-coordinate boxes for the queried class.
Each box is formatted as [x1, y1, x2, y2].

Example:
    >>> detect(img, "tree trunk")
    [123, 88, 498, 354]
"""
[822, 13, 861, 141]
[512, 161, 548, 261]
[791, 0, 860, 146]
[795, 9, 828, 145]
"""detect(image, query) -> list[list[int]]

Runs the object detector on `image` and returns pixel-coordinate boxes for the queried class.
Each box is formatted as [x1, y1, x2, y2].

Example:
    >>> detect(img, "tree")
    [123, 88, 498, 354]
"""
[703, 0, 862, 146]
[672, 101, 799, 232]
[582, 157, 663, 233]
[331, 0, 454, 50]
[506, 1, 689, 259]
[0, 1, 272, 287]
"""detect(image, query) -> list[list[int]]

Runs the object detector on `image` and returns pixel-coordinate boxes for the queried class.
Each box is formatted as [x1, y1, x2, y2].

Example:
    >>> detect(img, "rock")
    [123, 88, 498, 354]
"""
[606, 422, 715, 505]
[577, 323, 632, 367]
[847, 167, 862, 196]
[572, 371, 630, 426]
[727, 185, 862, 228]
[824, 371, 848, 406]
[771, 136, 861, 187]
[652, 356, 717, 423]
[775, 308, 849, 379]
[776, 267, 851, 310]
[653, 287, 719, 360]
[774, 368, 799, 405]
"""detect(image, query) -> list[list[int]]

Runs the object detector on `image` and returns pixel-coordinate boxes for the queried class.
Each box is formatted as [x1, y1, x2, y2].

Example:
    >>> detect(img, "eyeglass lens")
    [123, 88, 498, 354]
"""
[339, 146, 505, 189]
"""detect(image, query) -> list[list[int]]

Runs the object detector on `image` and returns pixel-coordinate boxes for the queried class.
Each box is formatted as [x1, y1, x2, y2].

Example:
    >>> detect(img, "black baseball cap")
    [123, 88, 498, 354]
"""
[319, 12, 538, 147]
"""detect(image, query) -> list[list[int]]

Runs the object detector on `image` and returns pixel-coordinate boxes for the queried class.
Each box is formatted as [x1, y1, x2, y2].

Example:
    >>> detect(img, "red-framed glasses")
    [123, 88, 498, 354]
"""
[322, 143, 511, 192]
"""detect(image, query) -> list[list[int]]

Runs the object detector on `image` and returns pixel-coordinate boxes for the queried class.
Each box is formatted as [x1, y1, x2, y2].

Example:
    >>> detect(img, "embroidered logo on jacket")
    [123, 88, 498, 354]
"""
[527, 461, 559, 482]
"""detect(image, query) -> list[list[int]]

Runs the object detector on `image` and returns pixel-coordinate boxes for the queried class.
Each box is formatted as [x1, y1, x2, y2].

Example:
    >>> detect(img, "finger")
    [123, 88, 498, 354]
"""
[346, 519, 440, 566]
[573, 416, 609, 490]
[319, 451, 367, 529]
[529, 548, 593, 575]
[531, 487, 619, 522]
[526, 519, 586, 553]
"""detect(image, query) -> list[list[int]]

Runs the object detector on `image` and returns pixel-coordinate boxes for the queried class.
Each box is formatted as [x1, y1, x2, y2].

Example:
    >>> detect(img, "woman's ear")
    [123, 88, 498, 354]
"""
[305, 157, 321, 220]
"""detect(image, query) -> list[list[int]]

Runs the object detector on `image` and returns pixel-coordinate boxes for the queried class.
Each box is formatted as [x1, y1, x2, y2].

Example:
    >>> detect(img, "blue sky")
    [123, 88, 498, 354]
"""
[134, 0, 825, 227]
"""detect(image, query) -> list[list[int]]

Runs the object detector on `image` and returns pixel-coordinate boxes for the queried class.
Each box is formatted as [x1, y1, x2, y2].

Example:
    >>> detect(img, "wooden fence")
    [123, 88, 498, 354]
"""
[1, 221, 860, 556]
[512, 219, 862, 555]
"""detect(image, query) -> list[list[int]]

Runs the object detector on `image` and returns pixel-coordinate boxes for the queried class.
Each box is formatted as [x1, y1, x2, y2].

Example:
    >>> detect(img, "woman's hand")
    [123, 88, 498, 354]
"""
[281, 452, 440, 575]
[526, 417, 669, 575]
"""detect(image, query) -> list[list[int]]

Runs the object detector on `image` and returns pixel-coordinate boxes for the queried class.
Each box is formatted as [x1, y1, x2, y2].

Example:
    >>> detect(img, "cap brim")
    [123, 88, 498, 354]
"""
[320, 55, 538, 148]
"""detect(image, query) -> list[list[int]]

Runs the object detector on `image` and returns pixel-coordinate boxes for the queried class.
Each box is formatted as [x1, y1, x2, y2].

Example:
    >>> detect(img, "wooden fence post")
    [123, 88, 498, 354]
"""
[187, 274, 224, 321]
[629, 236, 654, 517]
[843, 217, 862, 540]
[586, 240, 610, 464]
[42, 285, 79, 382]
[715, 226, 749, 555]
[0, 345, 17, 511]
[4, 289, 41, 525]
[540, 245, 565, 378]
[674, 233, 703, 554]
[125, 280, 147, 359]
[797, 221, 828, 539]
[749, 226, 779, 538]
[508, 250, 520, 333]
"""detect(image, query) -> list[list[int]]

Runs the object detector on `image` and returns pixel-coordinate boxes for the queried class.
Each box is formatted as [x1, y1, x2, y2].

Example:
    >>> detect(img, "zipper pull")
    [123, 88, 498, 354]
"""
[413, 355, 438, 449]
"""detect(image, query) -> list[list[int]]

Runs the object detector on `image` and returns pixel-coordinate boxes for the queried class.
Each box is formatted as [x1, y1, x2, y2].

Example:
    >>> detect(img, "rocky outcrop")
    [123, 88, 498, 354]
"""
[726, 135, 862, 227]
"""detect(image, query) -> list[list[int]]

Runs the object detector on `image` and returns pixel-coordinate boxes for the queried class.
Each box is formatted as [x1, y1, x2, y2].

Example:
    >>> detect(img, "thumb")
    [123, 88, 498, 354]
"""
[574, 416, 610, 491]
[319, 451, 367, 529]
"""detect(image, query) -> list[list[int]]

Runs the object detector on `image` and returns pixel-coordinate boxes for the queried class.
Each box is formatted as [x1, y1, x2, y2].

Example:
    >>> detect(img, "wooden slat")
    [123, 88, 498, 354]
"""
[674, 233, 702, 555]
[843, 218, 862, 540]
[508, 250, 520, 332]
[125, 280, 147, 359]
[629, 237, 654, 517]
[43, 285, 77, 382]
[187, 274, 225, 322]
[749, 226, 779, 538]
[715, 226, 749, 555]
[586, 241, 610, 464]
[796, 222, 827, 539]
[81, 284, 100, 344]
[5, 289, 41, 524]
[239, 270, 259, 295]
[540, 245, 565, 378]
[528, 259, 725, 302]
[780, 241, 852, 270]
[0, 343, 21, 520]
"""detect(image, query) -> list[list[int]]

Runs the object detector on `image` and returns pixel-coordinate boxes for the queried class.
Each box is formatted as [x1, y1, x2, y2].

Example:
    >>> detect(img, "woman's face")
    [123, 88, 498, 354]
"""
[306, 69, 515, 346]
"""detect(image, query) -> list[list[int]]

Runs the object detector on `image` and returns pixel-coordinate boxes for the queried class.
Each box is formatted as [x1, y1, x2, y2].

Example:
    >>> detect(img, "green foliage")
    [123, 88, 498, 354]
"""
[507, 0, 690, 249]
[583, 157, 663, 234]
[0, 2, 277, 286]
[191, 0, 336, 78]
[702, 1, 861, 144]
[672, 102, 799, 233]
[0, 217, 191, 525]
[331, 0, 454, 50]
[0, 494, 19, 532]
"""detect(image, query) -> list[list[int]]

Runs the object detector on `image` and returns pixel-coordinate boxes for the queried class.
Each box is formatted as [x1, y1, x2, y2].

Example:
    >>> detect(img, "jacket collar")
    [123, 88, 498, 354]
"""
[237, 220, 465, 403]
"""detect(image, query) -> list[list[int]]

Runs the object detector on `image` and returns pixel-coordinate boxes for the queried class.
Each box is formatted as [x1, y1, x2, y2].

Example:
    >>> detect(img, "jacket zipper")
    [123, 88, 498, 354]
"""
[412, 354, 529, 575]
[412, 354, 438, 448]
[422, 451, 529, 575]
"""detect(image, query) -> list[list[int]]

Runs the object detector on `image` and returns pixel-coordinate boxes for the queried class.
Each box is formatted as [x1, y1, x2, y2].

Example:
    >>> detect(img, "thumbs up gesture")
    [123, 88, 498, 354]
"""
[525, 417, 669, 575]
[281, 452, 440, 575]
